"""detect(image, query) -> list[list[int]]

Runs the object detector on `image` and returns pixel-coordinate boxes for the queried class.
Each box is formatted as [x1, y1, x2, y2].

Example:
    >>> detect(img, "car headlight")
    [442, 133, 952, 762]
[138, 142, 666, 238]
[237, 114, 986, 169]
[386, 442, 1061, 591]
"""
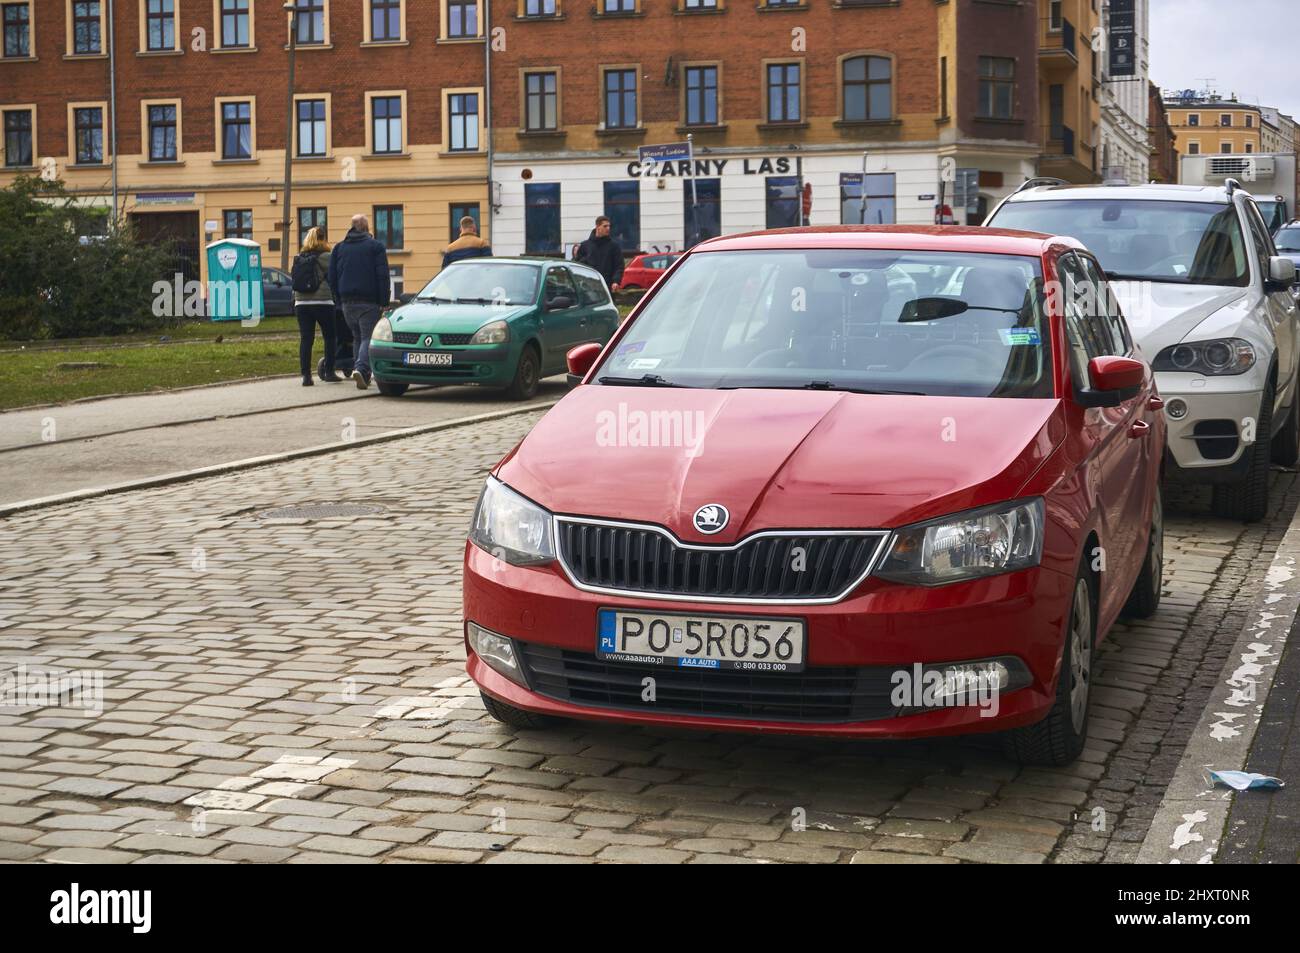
[469, 476, 555, 566]
[371, 316, 394, 343]
[1151, 338, 1255, 375]
[470, 320, 510, 345]
[875, 498, 1045, 586]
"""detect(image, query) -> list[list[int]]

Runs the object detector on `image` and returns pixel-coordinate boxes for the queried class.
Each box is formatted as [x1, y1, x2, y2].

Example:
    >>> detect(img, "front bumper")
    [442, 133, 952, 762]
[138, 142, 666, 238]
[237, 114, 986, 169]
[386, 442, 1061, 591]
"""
[1156, 370, 1265, 481]
[463, 542, 1075, 739]
[369, 342, 515, 386]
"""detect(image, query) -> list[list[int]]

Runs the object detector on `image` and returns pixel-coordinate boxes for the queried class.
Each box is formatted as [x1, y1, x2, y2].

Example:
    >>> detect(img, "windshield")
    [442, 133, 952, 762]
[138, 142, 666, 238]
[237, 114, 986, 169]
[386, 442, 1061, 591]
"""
[417, 262, 539, 305]
[1254, 200, 1285, 233]
[1274, 228, 1300, 253]
[597, 248, 1053, 398]
[990, 199, 1249, 286]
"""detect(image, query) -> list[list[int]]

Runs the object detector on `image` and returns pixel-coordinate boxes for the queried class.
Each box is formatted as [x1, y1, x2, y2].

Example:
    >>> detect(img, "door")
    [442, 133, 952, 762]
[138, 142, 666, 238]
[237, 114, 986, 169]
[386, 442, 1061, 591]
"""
[539, 266, 584, 370]
[1244, 200, 1298, 414]
[573, 268, 620, 345]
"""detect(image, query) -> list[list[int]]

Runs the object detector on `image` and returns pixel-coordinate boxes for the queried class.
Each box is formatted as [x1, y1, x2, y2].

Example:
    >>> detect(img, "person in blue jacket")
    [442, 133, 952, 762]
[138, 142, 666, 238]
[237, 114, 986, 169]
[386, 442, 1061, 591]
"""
[327, 214, 392, 389]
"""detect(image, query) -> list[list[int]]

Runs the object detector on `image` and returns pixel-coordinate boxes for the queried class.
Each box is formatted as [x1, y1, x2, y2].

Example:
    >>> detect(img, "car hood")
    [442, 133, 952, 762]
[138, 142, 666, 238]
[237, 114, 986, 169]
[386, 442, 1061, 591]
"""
[1110, 281, 1250, 354]
[388, 302, 533, 333]
[496, 387, 1067, 539]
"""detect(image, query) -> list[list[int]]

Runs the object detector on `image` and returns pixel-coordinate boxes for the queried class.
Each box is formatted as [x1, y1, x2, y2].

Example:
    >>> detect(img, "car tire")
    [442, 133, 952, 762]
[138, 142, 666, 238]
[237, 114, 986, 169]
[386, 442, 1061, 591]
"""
[376, 380, 408, 398]
[504, 345, 540, 401]
[1211, 381, 1274, 522]
[1002, 567, 1094, 766]
[480, 692, 558, 730]
[1271, 382, 1300, 467]
[1121, 485, 1163, 619]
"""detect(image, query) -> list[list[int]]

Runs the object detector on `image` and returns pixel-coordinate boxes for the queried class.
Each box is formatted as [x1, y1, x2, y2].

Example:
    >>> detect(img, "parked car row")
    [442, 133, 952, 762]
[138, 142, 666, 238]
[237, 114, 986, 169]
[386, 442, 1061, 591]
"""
[443, 181, 1297, 765]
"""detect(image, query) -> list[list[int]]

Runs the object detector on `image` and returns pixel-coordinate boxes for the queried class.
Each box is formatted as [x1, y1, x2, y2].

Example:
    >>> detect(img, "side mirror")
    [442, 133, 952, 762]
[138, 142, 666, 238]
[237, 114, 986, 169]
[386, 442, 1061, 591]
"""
[1077, 355, 1145, 408]
[565, 342, 603, 387]
[547, 295, 574, 311]
[1268, 256, 1297, 290]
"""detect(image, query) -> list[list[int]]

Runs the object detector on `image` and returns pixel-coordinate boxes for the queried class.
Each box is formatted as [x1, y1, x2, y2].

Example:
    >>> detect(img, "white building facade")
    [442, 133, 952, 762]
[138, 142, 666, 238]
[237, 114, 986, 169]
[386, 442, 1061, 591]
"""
[1097, 0, 1151, 184]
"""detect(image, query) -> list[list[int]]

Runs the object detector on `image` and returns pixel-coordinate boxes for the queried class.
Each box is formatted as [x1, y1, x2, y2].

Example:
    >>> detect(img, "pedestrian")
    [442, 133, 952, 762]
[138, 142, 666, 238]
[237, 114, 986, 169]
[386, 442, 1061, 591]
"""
[291, 226, 338, 386]
[576, 215, 624, 292]
[327, 213, 391, 389]
[441, 215, 492, 268]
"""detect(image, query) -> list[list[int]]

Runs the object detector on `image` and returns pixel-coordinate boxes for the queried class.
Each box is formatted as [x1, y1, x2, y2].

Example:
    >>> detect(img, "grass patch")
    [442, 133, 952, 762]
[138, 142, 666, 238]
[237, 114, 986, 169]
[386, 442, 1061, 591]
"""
[0, 316, 301, 351]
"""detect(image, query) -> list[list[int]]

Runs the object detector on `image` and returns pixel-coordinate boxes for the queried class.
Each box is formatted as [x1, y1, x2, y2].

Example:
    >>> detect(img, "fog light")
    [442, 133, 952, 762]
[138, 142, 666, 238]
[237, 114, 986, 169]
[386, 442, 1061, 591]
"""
[891, 656, 1030, 711]
[1166, 398, 1188, 420]
[467, 622, 525, 685]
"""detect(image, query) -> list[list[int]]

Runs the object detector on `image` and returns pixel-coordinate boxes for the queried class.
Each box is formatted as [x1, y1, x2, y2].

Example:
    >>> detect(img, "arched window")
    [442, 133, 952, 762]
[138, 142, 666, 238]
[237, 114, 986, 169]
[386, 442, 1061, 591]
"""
[842, 55, 891, 122]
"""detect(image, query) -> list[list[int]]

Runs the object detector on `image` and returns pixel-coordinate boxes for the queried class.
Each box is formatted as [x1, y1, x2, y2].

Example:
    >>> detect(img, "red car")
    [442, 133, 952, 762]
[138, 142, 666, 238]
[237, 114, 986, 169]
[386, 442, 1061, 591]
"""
[464, 226, 1165, 765]
[619, 252, 680, 290]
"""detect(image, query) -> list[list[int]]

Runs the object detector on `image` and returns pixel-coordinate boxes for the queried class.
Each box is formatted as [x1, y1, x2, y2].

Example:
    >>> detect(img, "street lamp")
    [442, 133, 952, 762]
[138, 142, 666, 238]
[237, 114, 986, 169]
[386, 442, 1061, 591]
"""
[280, 2, 304, 272]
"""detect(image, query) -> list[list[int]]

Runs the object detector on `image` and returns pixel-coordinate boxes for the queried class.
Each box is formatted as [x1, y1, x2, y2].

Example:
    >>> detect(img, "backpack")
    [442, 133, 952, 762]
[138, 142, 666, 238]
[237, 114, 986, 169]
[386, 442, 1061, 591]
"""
[291, 252, 324, 293]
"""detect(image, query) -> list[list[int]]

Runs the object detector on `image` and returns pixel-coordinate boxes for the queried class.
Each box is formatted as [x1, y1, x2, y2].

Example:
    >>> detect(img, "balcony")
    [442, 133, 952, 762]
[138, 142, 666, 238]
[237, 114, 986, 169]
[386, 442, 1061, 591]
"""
[1040, 16, 1077, 67]
[1040, 125, 1099, 183]
[1044, 125, 1075, 158]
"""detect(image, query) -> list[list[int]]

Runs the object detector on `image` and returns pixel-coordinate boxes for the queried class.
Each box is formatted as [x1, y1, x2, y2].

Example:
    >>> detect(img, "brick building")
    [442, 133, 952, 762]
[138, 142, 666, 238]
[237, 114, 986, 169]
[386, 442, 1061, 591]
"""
[1146, 81, 1177, 183]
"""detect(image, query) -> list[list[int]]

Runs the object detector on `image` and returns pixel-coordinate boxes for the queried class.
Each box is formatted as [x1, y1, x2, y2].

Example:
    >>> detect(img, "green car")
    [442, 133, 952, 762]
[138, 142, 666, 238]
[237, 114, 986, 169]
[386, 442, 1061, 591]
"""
[369, 258, 621, 399]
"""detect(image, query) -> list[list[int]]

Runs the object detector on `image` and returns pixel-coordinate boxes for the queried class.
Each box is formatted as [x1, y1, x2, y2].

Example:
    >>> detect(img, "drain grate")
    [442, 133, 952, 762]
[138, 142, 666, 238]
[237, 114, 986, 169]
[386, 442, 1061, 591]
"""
[256, 502, 387, 521]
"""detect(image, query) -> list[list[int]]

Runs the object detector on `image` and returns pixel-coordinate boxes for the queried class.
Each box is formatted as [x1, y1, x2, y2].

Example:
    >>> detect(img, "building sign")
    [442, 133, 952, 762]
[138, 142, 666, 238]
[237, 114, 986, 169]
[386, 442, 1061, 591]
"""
[637, 142, 692, 165]
[135, 192, 196, 206]
[1108, 0, 1136, 78]
[628, 156, 796, 178]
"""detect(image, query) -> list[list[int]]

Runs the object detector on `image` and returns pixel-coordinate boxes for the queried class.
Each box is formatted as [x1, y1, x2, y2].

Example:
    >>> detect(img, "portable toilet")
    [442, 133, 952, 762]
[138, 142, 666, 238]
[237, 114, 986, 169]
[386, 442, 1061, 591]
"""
[205, 237, 264, 322]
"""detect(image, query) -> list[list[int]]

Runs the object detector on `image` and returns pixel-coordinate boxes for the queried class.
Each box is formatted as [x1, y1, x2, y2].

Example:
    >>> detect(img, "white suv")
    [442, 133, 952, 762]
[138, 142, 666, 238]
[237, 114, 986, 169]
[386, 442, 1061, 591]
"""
[987, 182, 1299, 521]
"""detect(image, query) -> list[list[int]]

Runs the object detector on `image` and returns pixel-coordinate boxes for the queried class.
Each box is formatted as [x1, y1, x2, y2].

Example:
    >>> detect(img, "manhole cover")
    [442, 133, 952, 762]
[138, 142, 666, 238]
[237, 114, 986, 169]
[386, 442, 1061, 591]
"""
[256, 502, 386, 521]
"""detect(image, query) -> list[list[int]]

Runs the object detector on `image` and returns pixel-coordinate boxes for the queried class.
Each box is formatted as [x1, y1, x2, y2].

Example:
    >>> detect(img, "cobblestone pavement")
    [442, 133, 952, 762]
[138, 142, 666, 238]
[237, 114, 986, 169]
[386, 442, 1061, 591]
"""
[0, 409, 1296, 864]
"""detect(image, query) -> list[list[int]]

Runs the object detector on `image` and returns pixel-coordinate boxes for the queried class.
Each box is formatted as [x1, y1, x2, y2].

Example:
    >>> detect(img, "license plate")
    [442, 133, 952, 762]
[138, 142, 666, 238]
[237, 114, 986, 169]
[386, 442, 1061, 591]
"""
[597, 608, 805, 672]
[403, 352, 453, 366]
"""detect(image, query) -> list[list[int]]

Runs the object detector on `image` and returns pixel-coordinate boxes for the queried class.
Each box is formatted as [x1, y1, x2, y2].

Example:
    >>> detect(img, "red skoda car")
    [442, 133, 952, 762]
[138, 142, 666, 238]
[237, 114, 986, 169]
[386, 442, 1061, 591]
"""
[464, 226, 1166, 765]
[620, 253, 681, 290]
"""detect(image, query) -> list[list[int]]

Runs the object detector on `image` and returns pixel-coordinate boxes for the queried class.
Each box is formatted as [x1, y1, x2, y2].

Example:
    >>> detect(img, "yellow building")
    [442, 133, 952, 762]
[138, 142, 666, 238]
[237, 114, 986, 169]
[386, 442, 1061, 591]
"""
[1164, 97, 1263, 158]
[1037, 0, 1102, 183]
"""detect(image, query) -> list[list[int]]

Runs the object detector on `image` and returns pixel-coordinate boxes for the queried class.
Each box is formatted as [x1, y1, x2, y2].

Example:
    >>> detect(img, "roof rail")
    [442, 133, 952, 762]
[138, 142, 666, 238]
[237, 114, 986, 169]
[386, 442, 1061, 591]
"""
[1013, 176, 1070, 195]
[1225, 177, 1241, 196]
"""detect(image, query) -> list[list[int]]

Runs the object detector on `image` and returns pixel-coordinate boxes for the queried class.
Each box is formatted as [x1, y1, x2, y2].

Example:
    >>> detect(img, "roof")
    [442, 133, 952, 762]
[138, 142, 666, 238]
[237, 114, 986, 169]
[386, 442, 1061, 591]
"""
[695, 224, 1071, 257]
[1001, 183, 1235, 204]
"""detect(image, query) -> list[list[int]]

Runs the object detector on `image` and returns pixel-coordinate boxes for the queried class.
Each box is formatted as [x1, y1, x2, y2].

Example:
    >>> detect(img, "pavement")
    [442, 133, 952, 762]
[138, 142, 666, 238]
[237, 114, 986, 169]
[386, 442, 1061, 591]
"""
[0, 376, 566, 506]
[1, 403, 1298, 864]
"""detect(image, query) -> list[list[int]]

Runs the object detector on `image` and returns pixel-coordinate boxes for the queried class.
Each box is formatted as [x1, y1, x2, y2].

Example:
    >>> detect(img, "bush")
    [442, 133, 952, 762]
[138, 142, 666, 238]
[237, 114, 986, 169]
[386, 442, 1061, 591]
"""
[0, 176, 177, 340]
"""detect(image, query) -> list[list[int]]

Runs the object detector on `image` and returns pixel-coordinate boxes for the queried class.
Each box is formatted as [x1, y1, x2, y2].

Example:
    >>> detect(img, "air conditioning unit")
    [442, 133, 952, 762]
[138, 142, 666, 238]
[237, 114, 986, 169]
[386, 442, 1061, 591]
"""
[1205, 156, 1275, 182]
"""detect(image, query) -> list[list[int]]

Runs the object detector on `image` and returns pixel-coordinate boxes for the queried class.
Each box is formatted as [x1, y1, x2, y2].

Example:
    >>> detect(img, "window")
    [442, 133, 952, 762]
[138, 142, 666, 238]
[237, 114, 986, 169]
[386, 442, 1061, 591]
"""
[524, 182, 561, 255]
[839, 172, 895, 224]
[842, 55, 891, 122]
[683, 0, 717, 7]
[765, 176, 800, 229]
[145, 0, 175, 51]
[219, 0, 250, 47]
[604, 69, 637, 129]
[574, 270, 611, 307]
[371, 0, 401, 41]
[374, 205, 404, 249]
[296, 98, 327, 157]
[447, 0, 477, 36]
[978, 57, 1014, 119]
[1245, 114, 1253, 128]
[1188, 113, 1200, 126]
[685, 66, 718, 126]
[1219, 114, 1231, 127]
[389, 265, 403, 301]
[3, 108, 32, 167]
[299, 207, 327, 247]
[604, 181, 639, 250]
[73, 106, 104, 164]
[223, 209, 252, 240]
[72, 1, 102, 54]
[448, 92, 479, 151]
[939, 56, 948, 119]
[449, 203, 480, 242]
[765, 0, 799, 6]
[147, 104, 177, 161]
[1048, 83, 1064, 139]
[1245, 142, 1254, 154]
[766, 63, 800, 123]
[1221, 142, 1232, 154]
[3, 3, 30, 57]
[1048, 0, 1062, 29]
[603, 0, 634, 11]
[524, 0, 556, 15]
[220, 100, 253, 158]
[1187, 141, 1200, 155]
[370, 95, 402, 154]
[684, 178, 720, 247]
[295, 0, 325, 44]
[524, 72, 558, 131]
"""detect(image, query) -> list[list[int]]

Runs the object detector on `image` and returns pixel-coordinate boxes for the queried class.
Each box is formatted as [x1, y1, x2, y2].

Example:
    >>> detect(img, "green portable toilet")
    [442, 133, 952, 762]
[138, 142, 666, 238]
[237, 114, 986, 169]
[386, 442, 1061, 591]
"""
[205, 237, 264, 322]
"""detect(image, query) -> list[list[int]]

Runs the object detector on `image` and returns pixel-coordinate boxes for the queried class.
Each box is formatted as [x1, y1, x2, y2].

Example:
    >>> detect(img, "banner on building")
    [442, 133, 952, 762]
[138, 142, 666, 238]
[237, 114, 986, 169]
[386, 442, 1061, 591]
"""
[1108, 0, 1136, 78]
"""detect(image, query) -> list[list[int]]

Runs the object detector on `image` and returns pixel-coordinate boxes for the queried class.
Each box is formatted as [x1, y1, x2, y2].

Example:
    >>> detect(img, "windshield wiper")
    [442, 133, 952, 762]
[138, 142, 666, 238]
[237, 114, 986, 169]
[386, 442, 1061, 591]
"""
[452, 297, 499, 304]
[597, 374, 680, 387]
[725, 381, 924, 396]
[416, 294, 454, 303]
[1103, 271, 1190, 284]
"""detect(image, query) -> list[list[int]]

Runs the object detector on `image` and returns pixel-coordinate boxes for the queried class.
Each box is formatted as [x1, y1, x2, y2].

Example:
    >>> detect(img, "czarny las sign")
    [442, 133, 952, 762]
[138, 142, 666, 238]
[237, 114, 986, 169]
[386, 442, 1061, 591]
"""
[627, 156, 797, 178]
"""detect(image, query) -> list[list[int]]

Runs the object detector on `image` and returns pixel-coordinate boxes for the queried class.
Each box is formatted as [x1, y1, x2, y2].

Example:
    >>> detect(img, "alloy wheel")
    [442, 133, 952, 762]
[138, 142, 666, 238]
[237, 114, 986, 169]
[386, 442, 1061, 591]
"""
[1068, 577, 1093, 734]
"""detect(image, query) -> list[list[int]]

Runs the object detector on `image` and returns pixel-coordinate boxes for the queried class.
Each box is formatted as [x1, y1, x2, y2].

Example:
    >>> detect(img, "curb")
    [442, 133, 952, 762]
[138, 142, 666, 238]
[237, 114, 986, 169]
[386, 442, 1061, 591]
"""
[1136, 502, 1300, 864]
[0, 399, 559, 519]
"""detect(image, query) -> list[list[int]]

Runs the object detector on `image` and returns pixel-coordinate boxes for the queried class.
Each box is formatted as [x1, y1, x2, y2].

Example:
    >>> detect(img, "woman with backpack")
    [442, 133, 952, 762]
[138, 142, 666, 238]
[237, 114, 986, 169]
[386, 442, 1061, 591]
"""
[292, 227, 339, 386]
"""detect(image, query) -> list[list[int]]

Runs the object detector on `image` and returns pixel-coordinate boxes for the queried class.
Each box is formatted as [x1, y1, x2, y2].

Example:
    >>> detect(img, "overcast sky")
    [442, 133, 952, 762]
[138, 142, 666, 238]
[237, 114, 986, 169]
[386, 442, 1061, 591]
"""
[1150, 0, 1300, 115]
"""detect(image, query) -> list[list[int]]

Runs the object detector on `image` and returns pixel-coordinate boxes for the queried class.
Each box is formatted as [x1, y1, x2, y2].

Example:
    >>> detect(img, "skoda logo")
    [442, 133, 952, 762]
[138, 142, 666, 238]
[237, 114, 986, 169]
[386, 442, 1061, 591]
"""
[422, 335, 435, 347]
[693, 503, 729, 535]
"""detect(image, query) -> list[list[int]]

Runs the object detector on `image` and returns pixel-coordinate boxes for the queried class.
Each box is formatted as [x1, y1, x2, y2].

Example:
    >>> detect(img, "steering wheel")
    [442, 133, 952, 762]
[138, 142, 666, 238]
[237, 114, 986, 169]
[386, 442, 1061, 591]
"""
[906, 344, 1006, 376]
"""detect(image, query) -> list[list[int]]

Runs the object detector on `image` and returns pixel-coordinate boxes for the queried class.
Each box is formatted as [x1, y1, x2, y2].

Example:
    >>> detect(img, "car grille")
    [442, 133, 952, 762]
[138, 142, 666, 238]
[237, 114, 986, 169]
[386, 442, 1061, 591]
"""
[439, 333, 473, 345]
[390, 332, 473, 346]
[392, 332, 420, 344]
[555, 519, 887, 602]
[517, 643, 902, 723]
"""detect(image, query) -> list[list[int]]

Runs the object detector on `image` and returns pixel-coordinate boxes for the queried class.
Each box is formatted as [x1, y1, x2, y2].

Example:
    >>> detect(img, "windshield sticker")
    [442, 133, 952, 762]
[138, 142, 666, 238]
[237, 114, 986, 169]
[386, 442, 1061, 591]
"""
[628, 358, 661, 370]
[999, 328, 1041, 346]
[617, 340, 647, 356]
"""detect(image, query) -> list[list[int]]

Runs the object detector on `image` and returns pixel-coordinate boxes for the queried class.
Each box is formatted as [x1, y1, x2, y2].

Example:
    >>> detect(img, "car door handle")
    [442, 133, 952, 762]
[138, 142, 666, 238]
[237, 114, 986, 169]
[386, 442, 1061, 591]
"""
[1147, 396, 1164, 411]
[1129, 419, 1151, 439]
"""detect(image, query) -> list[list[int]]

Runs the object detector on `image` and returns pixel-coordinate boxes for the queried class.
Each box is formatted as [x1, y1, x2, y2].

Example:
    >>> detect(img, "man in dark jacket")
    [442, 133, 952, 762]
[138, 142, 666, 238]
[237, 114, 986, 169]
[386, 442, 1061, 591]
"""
[576, 216, 624, 292]
[327, 214, 391, 388]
